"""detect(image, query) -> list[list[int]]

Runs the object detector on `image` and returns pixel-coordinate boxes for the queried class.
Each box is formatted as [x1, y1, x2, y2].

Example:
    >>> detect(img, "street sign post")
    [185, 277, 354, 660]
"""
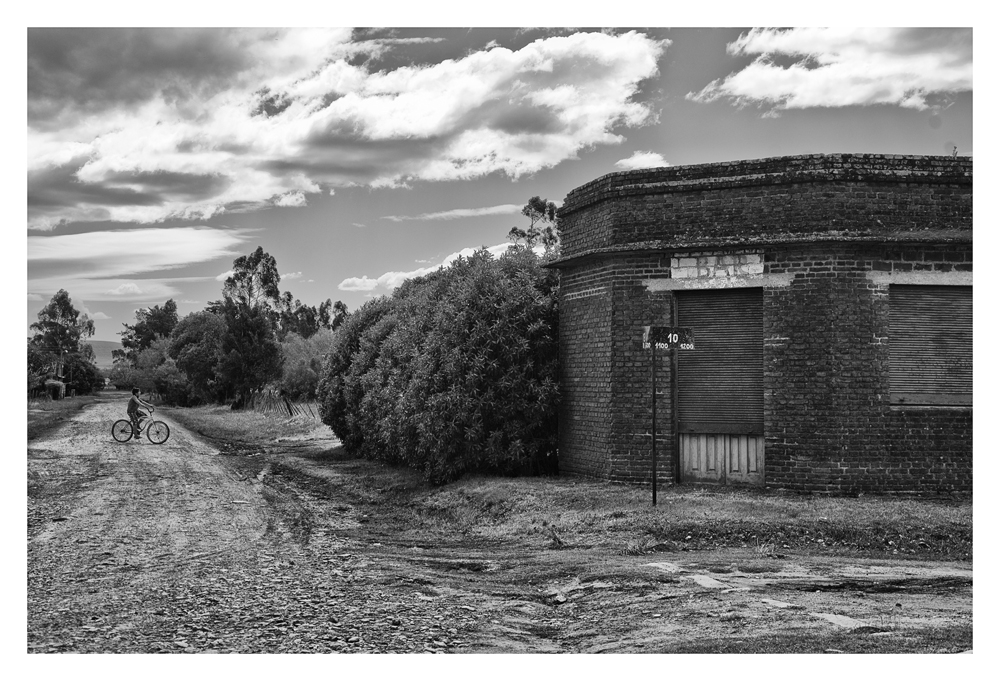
[644, 326, 694, 506]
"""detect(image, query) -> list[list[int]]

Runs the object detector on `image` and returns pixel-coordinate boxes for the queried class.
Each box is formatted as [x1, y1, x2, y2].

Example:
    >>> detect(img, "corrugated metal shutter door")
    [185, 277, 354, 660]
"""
[676, 288, 764, 433]
[890, 285, 972, 405]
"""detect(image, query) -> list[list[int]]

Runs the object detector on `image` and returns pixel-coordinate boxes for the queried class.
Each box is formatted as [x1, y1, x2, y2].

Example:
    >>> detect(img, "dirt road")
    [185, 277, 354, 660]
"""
[28, 398, 972, 653]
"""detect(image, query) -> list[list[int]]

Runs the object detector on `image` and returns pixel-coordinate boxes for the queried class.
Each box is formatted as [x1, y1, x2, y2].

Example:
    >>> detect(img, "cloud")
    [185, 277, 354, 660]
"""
[28, 29, 666, 229]
[282, 271, 303, 280]
[215, 269, 234, 282]
[382, 204, 523, 222]
[688, 28, 972, 112]
[28, 276, 194, 302]
[615, 151, 669, 171]
[106, 283, 144, 296]
[28, 293, 43, 301]
[273, 191, 307, 207]
[27, 226, 249, 301]
[338, 242, 525, 292]
[28, 226, 249, 280]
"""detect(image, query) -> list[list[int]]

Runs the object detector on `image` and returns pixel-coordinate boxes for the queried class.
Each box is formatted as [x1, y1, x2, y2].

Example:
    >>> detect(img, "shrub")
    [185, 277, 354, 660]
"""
[318, 246, 559, 484]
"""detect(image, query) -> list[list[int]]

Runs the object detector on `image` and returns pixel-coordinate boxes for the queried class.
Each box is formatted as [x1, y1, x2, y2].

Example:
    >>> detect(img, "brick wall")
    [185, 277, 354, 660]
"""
[552, 154, 972, 493]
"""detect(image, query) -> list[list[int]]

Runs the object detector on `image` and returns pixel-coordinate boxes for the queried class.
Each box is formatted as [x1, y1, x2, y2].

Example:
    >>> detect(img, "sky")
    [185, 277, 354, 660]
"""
[25, 23, 974, 342]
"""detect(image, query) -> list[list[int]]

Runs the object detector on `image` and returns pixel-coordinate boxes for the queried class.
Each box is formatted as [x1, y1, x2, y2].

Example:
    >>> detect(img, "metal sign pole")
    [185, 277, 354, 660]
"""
[651, 337, 657, 507]
[644, 325, 694, 507]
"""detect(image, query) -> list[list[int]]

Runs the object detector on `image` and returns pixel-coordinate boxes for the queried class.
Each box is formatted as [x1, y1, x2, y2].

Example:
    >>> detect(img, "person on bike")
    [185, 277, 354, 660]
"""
[127, 388, 154, 439]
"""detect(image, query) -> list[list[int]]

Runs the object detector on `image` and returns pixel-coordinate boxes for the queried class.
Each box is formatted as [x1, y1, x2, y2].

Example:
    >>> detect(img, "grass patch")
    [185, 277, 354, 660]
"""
[165, 404, 327, 445]
[27, 394, 102, 441]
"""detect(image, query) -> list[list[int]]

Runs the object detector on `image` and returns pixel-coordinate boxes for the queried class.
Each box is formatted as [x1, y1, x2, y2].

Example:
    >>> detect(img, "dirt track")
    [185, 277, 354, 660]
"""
[28, 398, 972, 653]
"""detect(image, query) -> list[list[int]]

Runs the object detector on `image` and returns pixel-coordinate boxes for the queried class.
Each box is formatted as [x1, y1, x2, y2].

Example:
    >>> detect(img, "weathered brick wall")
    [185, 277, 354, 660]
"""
[557, 264, 615, 477]
[553, 154, 972, 493]
[763, 243, 972, 493]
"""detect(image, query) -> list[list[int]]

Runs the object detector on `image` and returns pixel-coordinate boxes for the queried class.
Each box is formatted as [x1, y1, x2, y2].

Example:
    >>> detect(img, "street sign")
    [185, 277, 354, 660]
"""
[643, 326, 694, 350]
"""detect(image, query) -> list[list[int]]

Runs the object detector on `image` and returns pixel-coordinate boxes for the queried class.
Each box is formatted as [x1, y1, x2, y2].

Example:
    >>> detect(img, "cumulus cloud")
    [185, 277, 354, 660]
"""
[215, 269, 234, 282]
[615, 151, 669, 170]
[688, 28, 972, 112]
[282, 271, 303, 280]
[28, 29, 666, 229]
[338, 242, 526, 292]
[274, 191, 307, 207]
[382, 204, 523, 222]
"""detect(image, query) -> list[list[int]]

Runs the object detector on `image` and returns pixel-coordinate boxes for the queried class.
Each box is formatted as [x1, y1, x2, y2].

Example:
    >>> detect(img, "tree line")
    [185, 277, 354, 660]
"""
[28, 197, 562, 484]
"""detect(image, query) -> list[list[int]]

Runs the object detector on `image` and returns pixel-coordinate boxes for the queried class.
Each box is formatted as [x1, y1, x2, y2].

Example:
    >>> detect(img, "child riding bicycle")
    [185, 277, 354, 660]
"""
[127, 388, 154, 438]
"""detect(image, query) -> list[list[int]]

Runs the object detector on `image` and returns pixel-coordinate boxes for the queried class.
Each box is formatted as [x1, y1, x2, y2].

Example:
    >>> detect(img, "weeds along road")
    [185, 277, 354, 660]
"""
[28, 396, 972, 654]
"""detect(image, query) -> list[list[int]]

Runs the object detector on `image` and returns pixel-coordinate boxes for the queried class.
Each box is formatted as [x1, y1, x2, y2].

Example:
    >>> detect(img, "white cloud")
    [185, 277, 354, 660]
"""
[106, 283, 144, 296]
[615, 151, 669, 171]
[27, 226, 249, 302]
[383, 204, 523, 222]
[29, 29, 666, 229]
[28, 227, 249, 279]
[27, 293, 43, 301]
[338, 276, 380, 292]
[215, 269, 235, 282]
[27, 276, 191, 302]
[282, 271, 303, 280]
[689, 28, 972, 112]
[338, 242, 527, 292]
[274, 191, 307, 207]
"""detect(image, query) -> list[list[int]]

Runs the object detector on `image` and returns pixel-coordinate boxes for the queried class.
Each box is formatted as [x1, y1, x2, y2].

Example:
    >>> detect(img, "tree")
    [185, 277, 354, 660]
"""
[279, 328, 334, 399]
[223, 246, 282, 310]
[319, 299, 349, 331]
[507, 196, 560, 256]
[215, 298, 284, 407]
[29, 290, 99, 390]
[29, 289, 95, 355]
[168, 311, 227, 404]
[117, 299, 178, 362]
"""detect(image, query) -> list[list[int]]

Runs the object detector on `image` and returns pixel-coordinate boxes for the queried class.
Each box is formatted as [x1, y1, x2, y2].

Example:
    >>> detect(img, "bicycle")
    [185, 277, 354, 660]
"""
[112, 407, 170, 444]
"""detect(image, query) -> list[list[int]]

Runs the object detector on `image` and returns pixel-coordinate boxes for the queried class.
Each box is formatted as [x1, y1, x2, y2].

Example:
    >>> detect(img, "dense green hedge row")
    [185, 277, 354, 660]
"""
[318, 247, 559, 484]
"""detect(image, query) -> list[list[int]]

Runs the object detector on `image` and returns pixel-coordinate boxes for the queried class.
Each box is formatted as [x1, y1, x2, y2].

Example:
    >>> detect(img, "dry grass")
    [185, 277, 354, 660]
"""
[165, 403, 326, 444]
[163, 404, 972, 561]
[27, 393, 102, 441]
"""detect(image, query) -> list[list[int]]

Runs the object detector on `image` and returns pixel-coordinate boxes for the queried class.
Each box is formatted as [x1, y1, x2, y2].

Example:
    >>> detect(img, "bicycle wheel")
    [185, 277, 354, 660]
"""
[147, 420, 170, 444]
[112, 420, 134, 442]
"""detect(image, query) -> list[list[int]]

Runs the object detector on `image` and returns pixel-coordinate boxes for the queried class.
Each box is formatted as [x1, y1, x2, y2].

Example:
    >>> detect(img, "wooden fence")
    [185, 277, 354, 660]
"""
[245, 390, 319, 419]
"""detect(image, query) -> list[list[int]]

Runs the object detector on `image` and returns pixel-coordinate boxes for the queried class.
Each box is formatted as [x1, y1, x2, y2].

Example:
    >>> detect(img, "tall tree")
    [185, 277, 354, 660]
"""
[216, 298, 283, 407]
[223, 246, 282, 310]
[28, 290, 101, 393]
[118, 299, 178, 362]
[507, 196, 560, 256]
[29, 289, 95, 356]
[168, 311, 227, 403]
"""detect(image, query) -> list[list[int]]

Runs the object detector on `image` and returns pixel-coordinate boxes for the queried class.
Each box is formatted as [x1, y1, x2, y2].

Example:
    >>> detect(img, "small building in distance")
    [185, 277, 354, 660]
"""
[549, 154, 972, 494]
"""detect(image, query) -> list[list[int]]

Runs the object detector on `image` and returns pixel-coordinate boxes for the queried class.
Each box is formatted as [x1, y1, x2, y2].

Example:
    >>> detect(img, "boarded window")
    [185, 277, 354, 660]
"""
[889, 285, 972, 405]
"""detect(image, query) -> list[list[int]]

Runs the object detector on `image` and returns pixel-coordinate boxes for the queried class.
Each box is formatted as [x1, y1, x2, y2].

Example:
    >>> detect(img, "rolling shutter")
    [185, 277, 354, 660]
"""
[676, 288, 764, 433]
[890, 285, 972, 405]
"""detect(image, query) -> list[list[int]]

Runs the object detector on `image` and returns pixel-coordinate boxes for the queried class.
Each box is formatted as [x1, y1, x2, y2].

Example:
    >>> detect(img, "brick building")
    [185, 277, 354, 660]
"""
[549, 154, 972, 493]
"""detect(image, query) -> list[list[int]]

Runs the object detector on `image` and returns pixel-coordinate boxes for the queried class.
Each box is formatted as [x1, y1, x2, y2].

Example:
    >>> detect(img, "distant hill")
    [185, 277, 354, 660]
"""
[85, 340, 122, 369]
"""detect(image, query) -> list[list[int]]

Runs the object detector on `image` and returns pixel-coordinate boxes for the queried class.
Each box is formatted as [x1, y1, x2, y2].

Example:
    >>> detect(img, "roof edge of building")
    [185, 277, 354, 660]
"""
[559, 153, 973, 218]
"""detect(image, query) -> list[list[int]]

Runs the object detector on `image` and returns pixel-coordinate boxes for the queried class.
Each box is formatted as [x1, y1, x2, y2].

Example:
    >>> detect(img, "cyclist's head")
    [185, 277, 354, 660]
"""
[132, 388, 140, 395]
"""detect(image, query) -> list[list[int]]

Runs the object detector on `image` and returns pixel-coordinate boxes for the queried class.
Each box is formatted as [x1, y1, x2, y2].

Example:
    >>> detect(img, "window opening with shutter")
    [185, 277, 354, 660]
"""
[889, 285, 972, 406]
